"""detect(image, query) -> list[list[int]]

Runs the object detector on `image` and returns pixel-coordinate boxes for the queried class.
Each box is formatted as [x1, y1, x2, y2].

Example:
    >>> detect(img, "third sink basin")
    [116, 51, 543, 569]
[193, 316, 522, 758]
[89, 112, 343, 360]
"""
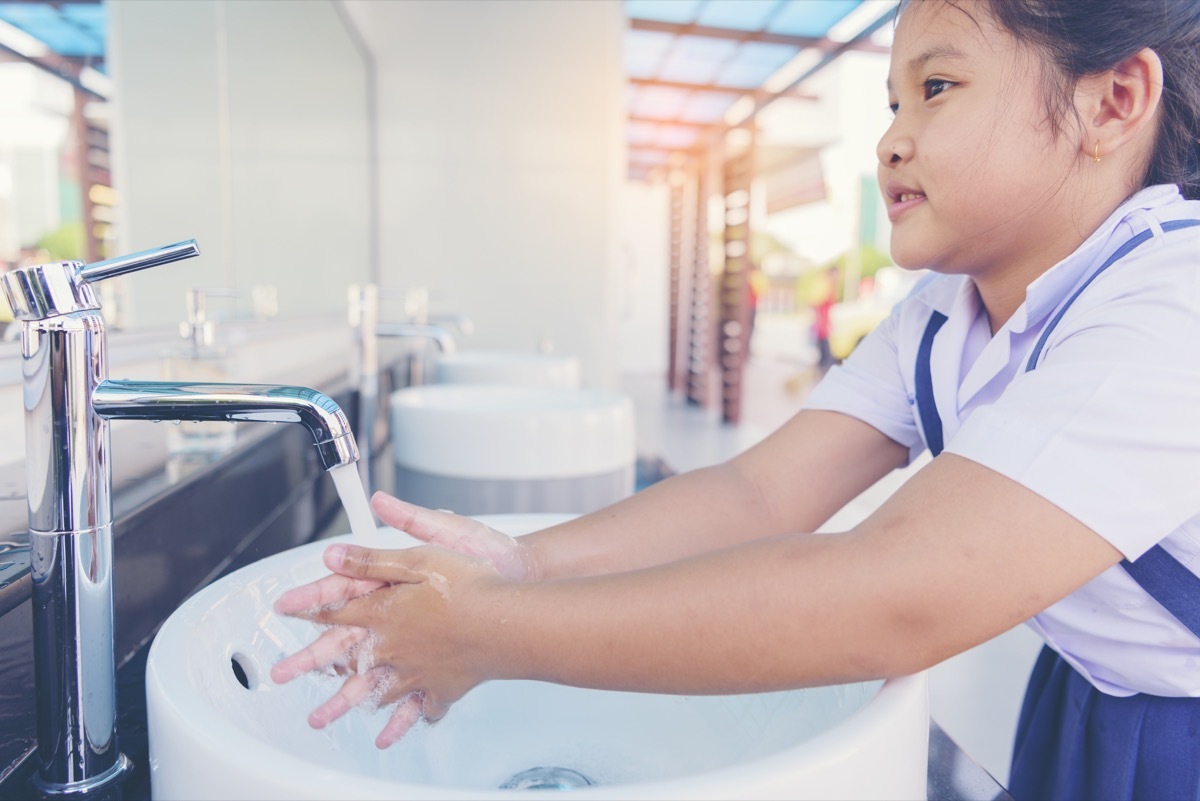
[146, 515, 929, 799]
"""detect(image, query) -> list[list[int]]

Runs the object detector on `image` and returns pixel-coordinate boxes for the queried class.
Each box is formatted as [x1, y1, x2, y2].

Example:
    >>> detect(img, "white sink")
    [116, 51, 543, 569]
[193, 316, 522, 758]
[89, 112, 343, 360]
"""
[389, 386, 636, 515]
[146, 515, 929, 800]
[432, 350, 581, 388]
[389, 386, 634, 481]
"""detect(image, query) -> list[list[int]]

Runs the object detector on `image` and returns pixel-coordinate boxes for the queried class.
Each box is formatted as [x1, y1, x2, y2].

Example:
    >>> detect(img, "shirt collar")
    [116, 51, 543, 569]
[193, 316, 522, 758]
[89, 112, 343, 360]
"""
[1012, 184, 1182, 332]
[906, 270, 967, 318]
[906, 184, 1184, 330]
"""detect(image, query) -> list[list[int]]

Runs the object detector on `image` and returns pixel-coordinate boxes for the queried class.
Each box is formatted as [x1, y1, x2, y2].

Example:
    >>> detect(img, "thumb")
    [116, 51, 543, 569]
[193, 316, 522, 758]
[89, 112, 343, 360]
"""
[324, 544, 425, 584]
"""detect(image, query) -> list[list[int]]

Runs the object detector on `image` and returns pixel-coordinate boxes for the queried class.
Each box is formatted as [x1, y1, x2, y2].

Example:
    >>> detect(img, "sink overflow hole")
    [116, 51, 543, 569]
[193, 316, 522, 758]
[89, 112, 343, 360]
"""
[230, 653, 256, 690]
[499, 767, 596, 791]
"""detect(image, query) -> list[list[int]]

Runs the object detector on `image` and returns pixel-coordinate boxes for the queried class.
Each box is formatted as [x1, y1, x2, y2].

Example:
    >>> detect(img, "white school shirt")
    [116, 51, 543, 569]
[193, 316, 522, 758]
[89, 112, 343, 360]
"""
[804, 184, 1200, 697]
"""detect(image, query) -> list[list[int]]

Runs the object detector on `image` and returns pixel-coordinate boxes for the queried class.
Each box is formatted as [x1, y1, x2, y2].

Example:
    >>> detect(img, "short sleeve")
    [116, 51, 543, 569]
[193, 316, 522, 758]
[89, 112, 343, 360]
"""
[803, 304, 926, 463]
[944, 261, 1200, 559]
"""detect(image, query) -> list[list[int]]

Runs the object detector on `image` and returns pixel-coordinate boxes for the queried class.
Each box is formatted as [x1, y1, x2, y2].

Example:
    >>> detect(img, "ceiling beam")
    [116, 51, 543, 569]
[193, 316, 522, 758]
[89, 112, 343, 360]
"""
[628, 17, 889, 55]
[630, 17, 821, 48]
[0, 42, 107, 98]
[628, 76, 738, 95]
[692, 4, 898, 150]
[629, 76, 818, 101]
[628, 115, 716, 130]
[628, 144, 706, 158]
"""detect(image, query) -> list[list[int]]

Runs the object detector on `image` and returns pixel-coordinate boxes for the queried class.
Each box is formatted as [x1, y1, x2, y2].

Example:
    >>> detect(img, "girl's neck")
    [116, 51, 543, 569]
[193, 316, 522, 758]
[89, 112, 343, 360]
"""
[975, 181, 1138, 335]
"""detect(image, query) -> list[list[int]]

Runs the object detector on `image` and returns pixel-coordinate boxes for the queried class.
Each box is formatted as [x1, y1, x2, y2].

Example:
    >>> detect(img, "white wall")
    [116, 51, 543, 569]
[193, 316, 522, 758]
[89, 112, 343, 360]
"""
[111, 0, 630, 386]
[614, 181, 669, 375]
[109, 0, 370, 327]
[344, 0, 626, 389]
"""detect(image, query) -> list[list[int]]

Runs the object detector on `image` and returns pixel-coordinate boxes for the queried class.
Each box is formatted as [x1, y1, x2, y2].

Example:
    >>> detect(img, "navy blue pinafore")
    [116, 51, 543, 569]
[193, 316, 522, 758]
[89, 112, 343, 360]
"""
[914, 220, 1200, 800]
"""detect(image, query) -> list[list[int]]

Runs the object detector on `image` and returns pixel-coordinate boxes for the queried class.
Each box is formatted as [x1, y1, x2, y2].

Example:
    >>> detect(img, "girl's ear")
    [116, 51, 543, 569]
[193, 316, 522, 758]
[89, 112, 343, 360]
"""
[1078, 47, 1164, 163]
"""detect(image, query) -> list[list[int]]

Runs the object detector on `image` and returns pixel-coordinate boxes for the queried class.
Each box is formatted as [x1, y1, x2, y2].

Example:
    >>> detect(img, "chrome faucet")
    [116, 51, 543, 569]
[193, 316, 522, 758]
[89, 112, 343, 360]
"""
[178, 285, 239, 347]
[0, 240, 358, 796]
[348, 283, 463, 493]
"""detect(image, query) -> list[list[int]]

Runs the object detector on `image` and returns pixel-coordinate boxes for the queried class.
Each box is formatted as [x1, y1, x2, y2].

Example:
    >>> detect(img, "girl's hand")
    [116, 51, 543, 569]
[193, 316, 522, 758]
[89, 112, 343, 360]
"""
[270, 540, 511, 747]
[370, 492, 537, 582]
[269, 494, 533, 642]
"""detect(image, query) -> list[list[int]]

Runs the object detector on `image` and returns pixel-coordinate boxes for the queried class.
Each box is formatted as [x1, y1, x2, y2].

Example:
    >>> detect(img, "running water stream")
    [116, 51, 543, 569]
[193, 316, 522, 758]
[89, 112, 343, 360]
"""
[329, 463, 377, 542]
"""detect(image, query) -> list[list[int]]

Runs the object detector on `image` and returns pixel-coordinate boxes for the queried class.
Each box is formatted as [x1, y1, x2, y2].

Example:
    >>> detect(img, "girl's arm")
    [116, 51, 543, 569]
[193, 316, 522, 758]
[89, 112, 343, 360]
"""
[282, 452, 1122, 737]
[377, 409, 909, 581]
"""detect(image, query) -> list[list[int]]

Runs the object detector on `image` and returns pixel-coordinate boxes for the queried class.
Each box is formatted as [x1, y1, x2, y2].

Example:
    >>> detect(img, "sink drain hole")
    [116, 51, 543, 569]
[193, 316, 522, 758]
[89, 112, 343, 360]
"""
[230, 653, 256, 690]
[499, 766, 596, 791]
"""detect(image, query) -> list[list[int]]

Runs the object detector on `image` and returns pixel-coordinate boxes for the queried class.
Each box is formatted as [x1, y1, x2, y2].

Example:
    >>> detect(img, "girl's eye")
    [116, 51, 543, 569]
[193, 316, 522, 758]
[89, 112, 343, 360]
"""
[888, 100, 899, 116]
[923, 79, 953, 100]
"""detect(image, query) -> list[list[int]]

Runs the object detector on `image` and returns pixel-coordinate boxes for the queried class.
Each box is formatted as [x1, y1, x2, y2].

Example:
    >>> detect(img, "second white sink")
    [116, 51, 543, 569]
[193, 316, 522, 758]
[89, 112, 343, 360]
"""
[389, 385, 636, 514]
[432, 349, 581, 388]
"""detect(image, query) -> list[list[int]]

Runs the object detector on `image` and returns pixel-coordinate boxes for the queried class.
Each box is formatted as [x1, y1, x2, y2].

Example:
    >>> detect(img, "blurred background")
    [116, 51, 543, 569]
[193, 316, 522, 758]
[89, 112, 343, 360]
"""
[0, 0, 911, 427]
[0, 1, 1046, 787]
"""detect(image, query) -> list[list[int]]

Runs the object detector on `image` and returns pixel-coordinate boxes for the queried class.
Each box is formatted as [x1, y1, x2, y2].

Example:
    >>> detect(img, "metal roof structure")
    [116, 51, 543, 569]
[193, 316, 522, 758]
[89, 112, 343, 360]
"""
[624, 0, 896, 179]
[0, 0, 104, 59]
[0, 0, 898, 179]
[0, 0, 108, 98]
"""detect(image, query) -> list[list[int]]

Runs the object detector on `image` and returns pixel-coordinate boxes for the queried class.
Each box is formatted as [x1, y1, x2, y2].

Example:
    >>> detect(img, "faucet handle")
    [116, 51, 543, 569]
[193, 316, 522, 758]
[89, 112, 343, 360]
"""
[79, 239, 200, 284]
[0, 239, 200, 321]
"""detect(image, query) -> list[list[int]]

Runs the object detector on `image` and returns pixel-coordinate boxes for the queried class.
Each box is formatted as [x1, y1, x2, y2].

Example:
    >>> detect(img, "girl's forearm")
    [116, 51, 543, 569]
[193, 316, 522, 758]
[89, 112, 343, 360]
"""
[485, 531, 930, 694]
[518, 411, 909, 583]
[522, 462, 783, 581]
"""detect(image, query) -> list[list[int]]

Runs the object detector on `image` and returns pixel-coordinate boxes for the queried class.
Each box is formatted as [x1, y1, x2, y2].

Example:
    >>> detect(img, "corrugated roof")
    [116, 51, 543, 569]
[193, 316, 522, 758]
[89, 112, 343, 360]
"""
[624, 0, 896, 179]
[0, 0, 899, 181]
[0, 1, 105, 60]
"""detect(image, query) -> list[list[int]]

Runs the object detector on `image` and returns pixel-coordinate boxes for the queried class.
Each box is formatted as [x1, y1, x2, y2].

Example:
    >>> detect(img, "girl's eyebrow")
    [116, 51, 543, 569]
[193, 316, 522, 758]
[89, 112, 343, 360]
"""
[885, 43, 969, 91]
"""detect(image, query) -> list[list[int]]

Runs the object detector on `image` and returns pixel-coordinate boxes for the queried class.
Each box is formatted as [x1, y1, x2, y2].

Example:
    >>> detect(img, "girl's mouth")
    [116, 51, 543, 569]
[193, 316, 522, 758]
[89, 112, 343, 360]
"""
[887, 192, 926, 221]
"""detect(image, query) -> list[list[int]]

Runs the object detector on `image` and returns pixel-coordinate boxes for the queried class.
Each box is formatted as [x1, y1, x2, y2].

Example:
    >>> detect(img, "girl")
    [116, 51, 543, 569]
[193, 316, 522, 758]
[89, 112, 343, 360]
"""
[272, 1, 1200, 797]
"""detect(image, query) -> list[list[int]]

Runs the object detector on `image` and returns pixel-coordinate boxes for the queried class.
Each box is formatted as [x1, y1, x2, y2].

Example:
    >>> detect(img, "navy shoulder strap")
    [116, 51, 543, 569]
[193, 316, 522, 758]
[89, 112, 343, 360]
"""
[915, 311, 948, 457]
[1025, 219, 1200, 370]
[914, 219, 1200, 637]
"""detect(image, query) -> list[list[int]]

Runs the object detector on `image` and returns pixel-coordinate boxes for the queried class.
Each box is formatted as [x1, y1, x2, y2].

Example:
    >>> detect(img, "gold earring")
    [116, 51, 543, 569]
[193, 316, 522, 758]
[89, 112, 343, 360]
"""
[1093, 141, 1101, 164]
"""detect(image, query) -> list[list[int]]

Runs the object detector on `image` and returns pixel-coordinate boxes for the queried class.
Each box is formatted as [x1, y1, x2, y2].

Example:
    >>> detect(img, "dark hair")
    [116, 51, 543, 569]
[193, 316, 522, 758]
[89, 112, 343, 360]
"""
[979, 0, 1200, 200]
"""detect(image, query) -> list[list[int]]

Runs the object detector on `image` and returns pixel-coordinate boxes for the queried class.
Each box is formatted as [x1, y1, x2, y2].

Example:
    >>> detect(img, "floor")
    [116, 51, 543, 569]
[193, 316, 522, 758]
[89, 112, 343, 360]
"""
[622, 312, 1044, 789]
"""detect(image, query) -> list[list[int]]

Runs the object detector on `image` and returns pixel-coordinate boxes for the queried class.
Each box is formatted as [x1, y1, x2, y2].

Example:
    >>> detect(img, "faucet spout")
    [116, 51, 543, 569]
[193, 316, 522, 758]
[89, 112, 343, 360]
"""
[376, 322, 457, 353]
[93, 380, 359, 470]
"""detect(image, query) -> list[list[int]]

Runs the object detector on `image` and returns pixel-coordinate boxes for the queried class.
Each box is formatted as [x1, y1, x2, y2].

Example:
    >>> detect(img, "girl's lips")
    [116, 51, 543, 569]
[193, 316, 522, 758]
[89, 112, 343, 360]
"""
[886, 192, 926, 222]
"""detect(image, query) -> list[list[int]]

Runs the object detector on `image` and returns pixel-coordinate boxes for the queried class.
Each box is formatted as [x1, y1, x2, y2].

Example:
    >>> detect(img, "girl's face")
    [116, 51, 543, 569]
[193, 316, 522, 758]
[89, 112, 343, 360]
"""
[878, 1, 1084, 281]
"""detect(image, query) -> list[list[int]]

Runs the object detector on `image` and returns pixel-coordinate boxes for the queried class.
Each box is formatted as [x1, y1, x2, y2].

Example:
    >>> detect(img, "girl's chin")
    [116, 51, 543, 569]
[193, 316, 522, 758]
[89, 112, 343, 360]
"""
[887, 242, 933, 271]
[888, 243, 974, 277]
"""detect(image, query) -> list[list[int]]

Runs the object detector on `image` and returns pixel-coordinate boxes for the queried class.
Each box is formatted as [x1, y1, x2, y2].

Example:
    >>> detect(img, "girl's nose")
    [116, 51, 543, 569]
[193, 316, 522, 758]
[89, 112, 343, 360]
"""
[876, 123, 913, 169]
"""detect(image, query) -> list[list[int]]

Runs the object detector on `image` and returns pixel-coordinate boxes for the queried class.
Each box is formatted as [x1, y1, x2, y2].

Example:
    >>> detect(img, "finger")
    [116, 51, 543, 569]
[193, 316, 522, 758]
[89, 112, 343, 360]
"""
[307, 672, 376, 729]
[372, 493, 469, 546]
[323, 543, 429, 584]
[373, 493, 524, 576]
[375, 693, 425, 749]
[274, 573, 386, 616]
[270, 625, 367, 683]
